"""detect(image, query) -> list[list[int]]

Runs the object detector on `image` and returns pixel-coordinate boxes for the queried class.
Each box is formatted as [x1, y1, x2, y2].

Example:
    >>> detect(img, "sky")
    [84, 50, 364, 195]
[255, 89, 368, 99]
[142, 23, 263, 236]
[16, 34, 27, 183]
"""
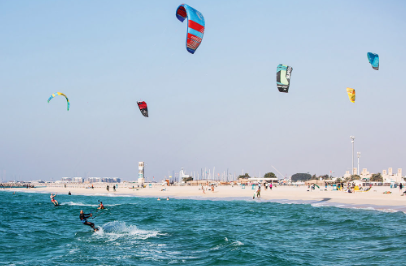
[1, 0, 405, 181]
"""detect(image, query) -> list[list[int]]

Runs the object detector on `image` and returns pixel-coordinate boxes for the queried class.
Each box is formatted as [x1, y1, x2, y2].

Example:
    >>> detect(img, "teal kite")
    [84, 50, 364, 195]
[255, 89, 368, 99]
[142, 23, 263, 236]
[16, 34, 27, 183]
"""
[48, 92, 70, 111]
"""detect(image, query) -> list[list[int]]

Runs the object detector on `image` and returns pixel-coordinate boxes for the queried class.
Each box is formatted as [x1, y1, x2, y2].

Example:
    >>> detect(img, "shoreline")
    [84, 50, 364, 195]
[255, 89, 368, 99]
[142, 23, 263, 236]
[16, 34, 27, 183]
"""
[3, 185, 406, 213]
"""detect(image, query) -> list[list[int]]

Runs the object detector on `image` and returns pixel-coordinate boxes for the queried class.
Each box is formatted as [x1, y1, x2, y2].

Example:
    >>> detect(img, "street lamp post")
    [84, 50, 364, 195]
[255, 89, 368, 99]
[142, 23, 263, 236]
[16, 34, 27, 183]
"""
[357, 152, 361, 175]
[350, 136, 355, 175]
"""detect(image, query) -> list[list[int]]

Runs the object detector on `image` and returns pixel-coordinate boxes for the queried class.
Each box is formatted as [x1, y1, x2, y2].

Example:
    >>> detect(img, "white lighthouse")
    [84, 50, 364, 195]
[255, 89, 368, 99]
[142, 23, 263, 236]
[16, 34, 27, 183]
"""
[138, 162, 145, 186]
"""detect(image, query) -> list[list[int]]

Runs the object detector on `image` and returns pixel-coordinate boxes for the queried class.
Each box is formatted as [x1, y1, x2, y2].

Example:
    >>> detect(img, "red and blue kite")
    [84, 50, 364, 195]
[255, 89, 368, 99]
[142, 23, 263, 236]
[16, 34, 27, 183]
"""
[176, 4, 205, 54]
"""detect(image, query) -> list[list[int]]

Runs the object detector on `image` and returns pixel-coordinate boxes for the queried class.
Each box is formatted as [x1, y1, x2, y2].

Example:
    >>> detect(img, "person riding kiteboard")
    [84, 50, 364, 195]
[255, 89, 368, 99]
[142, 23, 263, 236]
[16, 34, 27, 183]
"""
[50, 193, 59, 206]
[80, 210, 98, 231]
[97, 201, 105, 210]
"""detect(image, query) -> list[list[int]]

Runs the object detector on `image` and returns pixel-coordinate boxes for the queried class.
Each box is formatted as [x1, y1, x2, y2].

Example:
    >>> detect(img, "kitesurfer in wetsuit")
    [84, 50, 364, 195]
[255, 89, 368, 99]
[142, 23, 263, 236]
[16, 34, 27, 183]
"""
[50, 193, 59, 205]
[80, 210, 98, 231]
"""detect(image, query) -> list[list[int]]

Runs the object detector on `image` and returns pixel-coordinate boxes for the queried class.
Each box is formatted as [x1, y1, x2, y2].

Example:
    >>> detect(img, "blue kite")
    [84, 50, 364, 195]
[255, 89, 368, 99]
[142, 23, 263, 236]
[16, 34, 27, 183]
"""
[367, 52, 379, 70]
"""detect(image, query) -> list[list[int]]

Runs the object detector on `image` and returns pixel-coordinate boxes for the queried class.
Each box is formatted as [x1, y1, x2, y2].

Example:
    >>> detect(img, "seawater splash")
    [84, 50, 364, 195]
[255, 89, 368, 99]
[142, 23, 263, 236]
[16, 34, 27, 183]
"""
[96, 221, 161, 240]
[60, 201, 98, 207]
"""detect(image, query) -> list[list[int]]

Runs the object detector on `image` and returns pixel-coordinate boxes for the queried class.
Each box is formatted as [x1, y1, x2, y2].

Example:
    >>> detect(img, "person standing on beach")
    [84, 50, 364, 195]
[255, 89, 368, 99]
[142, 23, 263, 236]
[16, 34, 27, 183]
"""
[113, 185, 116, 191]
[202, 184, 205, 194]
[399, 183, 403, 193]
[270, 182, 273, 190]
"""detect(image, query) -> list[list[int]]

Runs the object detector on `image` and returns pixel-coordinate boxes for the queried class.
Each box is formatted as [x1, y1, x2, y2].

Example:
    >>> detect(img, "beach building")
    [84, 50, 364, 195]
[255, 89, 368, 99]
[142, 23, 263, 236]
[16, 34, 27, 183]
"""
[382, 168, 403, 183]
[343, 171, 351, 179]
[360, 168, 372, 180]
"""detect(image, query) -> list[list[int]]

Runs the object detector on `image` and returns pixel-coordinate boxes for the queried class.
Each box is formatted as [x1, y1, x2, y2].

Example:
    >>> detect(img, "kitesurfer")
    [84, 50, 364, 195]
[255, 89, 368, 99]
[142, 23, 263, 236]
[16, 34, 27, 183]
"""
[68, 191, 71, 195]
[80, 210, 98, 231]
[97, 201, 105, 209]
[50, 193, 59, 205]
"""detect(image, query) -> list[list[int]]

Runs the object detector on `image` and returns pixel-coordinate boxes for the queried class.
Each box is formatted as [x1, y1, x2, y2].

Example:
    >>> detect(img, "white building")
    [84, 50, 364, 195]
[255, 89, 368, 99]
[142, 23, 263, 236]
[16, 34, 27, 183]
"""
[382, 168, 403, 183]
[360, 168, 372, 180]
[73, 177, 84, 183]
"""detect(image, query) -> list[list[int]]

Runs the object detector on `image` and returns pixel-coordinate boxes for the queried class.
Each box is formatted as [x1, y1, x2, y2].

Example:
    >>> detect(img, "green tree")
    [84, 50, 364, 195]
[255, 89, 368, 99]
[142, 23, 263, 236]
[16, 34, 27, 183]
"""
[370, 173, 383, 182]
[350, 175, 361, 181]
[336, 178, 342, 183]
[319, 174, 330, 180]
[291, 173, 311, 182]
[264, 172, 276, 178]
[311, 174, 318, 180]
[238, 173, 250, 179]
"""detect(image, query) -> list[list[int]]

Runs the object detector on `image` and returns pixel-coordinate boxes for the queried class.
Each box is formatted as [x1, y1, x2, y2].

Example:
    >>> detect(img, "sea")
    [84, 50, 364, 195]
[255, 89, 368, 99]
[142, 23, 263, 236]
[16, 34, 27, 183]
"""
[1, 190, 406, 266]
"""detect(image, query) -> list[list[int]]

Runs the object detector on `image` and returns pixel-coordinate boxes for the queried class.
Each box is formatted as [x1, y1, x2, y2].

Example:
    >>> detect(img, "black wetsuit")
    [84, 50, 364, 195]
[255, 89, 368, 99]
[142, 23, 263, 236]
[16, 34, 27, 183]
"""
[80, 213, 95, 229]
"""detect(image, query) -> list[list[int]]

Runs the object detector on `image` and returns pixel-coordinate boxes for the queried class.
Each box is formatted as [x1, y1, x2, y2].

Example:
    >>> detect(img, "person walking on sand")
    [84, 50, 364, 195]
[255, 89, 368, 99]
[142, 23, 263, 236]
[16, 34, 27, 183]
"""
[113, 185, 116, 192]
[202, 184, 205, 194]
[256, 185, 261, 198]
[270, 182, 273, 190]
[399, 183, 403, 193]
[211, 184, 215, 192]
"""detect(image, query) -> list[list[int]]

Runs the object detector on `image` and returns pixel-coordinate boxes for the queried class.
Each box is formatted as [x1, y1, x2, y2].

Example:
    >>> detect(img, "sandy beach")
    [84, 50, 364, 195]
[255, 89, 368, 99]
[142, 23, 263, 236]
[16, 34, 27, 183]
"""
[7, 184, 406, 212]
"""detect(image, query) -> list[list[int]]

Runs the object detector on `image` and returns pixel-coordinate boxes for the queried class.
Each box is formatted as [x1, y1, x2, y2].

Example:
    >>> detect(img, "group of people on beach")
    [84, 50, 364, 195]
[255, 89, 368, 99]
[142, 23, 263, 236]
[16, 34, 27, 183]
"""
[201, 183, 216, 194]
[106, 185, 116, 191]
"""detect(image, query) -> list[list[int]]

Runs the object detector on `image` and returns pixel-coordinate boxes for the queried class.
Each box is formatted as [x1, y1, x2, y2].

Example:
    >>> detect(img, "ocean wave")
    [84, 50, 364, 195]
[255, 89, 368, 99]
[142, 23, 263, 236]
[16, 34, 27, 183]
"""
[60, 201, 98, 207]
[95, 221, 162, 241]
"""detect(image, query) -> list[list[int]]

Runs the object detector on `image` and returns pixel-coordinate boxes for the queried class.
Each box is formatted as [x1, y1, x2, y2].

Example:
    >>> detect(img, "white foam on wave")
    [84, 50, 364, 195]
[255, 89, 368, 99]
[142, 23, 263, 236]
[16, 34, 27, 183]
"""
[267, 198, 406, 214]
[60, 201, 97, 207]
[232, 240, 244, 246]
[95, 221, 162, 241]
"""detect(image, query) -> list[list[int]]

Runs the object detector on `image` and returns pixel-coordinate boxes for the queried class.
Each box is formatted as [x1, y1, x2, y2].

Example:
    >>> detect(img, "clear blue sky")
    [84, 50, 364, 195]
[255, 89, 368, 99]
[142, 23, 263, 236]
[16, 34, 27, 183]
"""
[1, 0, 405, 181]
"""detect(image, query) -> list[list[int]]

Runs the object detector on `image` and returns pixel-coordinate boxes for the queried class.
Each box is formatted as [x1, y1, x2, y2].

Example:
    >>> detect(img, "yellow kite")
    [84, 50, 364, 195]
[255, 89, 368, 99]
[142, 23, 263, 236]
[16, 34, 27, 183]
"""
[346, 88, 355, 103]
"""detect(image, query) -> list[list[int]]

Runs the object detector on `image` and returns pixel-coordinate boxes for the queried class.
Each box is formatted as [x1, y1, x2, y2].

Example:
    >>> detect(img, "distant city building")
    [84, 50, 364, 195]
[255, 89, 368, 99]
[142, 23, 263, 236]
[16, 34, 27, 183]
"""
[382, 168, 403, 183]
[360, 168, 372, 180]
[87, 177, 101, 183]
[73, 177, 84, 183]
[61, 177, 72, 182]
[343, 171, 351, 179]
[101, 177, 121, 183]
